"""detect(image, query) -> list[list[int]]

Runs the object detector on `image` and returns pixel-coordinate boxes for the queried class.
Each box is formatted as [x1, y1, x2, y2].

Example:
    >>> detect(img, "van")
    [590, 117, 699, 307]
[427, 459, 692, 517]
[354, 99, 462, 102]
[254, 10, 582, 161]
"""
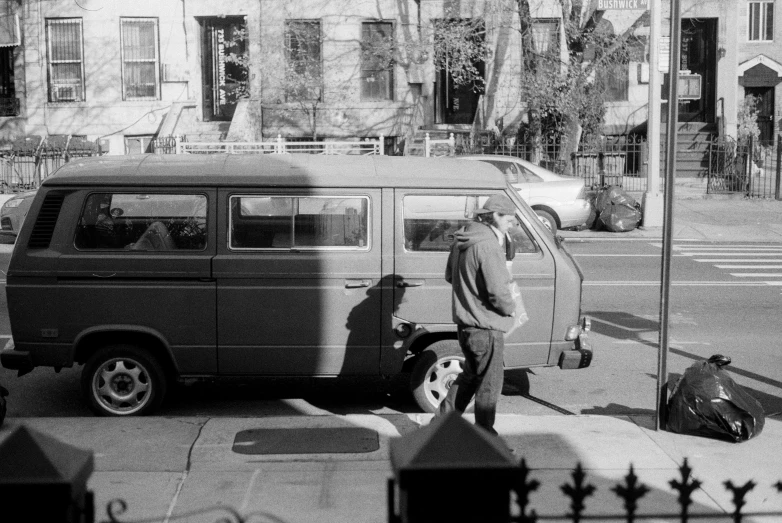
[1, 154, 592, 416]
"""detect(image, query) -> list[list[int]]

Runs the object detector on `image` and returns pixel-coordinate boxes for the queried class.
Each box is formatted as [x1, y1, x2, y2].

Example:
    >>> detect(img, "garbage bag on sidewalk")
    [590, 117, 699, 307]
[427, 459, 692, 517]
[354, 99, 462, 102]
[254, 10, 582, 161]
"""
[667, 355, 765, 442]
[593, 185, 642, 232]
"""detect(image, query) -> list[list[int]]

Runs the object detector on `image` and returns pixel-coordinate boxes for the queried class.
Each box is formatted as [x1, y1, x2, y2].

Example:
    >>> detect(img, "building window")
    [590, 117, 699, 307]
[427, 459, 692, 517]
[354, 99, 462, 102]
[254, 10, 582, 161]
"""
[597, 63, 629, 102]
[125, 135, 154, 154]
[46, 18, 84, 102]
[285, 20, 322, 101]
[749, 1, 774, 41]
[361, 22, 394, 101]
[532, 19, 560, 72]
[121, 18, 160, 99]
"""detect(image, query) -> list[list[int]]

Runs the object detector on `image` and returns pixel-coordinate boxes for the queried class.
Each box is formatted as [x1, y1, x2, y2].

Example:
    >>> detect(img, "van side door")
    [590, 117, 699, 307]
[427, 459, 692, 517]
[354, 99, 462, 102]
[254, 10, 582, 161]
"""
[53, 189, 217, 373]
[213, 189, 382, 376]
[394, 190, 556, 367]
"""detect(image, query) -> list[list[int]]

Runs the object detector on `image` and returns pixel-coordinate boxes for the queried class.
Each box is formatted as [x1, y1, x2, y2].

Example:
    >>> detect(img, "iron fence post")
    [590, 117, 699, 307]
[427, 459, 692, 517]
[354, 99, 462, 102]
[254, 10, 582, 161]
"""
[776, 135, 781, 200]
[707, 139, 712, 194]
[747, 136, 754, 196]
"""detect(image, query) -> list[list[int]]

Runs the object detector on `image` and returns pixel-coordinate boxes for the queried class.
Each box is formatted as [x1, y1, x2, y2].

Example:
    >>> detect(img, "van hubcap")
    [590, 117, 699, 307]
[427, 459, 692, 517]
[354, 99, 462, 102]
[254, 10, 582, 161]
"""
[423, 357, 464, 407]
[93, 358, 150, 414]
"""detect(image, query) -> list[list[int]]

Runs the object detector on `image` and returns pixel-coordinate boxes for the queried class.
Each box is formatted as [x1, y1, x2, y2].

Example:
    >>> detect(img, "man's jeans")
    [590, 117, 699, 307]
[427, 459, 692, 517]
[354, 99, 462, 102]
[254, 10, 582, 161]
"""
[437, 326, 505, 435]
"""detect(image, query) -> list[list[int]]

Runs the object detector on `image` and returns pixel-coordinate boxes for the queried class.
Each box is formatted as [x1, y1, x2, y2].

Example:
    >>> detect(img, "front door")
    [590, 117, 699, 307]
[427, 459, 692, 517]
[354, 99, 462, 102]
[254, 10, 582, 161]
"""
[394, 190, 555, 367]
[214, 189, 382, 376]
[201, 17, 247, 121]
[434, 20, 485, 125]
[746, 86, 776, 142]
[677, 18, 717, 123]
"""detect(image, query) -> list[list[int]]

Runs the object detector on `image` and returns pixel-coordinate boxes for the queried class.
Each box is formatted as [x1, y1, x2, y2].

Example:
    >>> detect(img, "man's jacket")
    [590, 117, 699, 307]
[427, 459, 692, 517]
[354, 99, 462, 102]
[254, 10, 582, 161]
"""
[445, 221, 515, 332]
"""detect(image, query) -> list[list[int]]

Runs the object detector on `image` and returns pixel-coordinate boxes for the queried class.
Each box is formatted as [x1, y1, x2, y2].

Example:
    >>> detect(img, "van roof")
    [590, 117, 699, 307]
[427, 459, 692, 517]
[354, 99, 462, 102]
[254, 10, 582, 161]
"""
[42, 153, 508, 189]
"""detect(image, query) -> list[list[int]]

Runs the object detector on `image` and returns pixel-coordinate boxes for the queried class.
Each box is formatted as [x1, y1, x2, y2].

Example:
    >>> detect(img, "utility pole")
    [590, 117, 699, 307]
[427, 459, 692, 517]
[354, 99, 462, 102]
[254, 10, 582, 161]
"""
[656, 0, 682, 432]
[641, 0, 664, 226]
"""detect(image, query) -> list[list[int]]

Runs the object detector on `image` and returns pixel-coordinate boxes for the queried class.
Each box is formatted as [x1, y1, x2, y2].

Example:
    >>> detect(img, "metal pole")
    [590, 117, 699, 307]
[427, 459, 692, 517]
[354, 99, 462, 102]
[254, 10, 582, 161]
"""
[656, 0, 682, 432]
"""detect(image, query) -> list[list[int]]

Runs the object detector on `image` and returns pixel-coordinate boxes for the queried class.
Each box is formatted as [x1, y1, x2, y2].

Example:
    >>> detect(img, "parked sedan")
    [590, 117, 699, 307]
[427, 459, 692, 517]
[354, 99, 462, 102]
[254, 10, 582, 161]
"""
[459, 155, 591, 233]
[0, 190, 37, 238]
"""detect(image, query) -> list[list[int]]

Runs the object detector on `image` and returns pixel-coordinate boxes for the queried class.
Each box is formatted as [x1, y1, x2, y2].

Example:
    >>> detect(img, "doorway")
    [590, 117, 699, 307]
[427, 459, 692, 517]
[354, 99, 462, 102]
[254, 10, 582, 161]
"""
[745, 86, 776, 142]
[677, 18, 717, 123]
[434, 20, 485, 125]
[200, 17, 247, 122]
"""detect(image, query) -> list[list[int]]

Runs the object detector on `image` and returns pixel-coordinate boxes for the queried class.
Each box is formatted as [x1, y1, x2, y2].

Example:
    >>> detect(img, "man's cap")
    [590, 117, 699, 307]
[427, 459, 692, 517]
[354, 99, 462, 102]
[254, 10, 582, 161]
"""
[474, 194, 516, 215]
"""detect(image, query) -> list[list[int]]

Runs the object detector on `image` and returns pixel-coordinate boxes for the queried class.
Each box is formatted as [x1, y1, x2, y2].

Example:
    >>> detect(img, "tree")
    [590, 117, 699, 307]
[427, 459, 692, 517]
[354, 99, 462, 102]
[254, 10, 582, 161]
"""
[517, 0, 647, 170]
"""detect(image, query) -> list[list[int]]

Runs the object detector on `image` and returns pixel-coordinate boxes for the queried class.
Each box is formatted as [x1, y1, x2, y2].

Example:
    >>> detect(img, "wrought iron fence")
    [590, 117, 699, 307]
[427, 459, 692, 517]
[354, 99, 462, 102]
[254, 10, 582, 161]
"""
[708, 136, 781, 198]
[172, 135, 385, 155]
[464, 134, 649, 192]
[0, 135, 104, 192]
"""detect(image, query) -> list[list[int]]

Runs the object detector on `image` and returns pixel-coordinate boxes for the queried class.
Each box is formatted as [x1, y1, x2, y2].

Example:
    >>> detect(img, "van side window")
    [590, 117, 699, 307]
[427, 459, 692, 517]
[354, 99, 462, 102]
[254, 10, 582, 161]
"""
[230, 195, 369, 250]
[402, 194, 537, 253]
[74, 193, 207, 251]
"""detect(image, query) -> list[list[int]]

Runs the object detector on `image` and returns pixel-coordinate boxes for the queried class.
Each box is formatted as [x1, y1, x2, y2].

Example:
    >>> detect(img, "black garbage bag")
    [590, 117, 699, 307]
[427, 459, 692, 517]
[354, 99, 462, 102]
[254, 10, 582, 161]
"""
[0, 383, 7, 427]
[593, 186, 642, 232]
[667, 355, 765, 442]
[594, 185, 636, 213]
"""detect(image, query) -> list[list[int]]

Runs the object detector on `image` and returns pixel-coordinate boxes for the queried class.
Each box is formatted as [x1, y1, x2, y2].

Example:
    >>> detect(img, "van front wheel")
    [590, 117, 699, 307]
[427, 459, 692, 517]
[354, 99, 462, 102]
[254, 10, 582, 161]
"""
[410, 340, 471, 413]
[82, 344, 167, 416]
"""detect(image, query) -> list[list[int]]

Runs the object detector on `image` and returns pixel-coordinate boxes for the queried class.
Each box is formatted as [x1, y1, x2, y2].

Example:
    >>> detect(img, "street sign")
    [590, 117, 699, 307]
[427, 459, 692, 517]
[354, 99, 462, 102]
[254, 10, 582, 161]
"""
[661, 73, 702, 100]
[659, 37, 670, 73]
[596, 0, 649, 9]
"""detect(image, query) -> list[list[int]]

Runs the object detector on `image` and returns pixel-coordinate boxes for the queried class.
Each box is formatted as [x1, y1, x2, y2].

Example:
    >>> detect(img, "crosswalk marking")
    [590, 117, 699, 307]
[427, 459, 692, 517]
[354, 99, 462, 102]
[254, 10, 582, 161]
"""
[697, 259, 782, 262]
[716, 265, 782, 269]
[658, 243, 782, 287]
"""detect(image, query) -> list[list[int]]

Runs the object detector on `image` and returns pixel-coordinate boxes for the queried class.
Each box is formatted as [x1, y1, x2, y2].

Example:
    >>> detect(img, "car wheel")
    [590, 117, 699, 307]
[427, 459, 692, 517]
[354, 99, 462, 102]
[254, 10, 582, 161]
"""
[82, 344, 167, 416]
[535, 210, 558, 234]
[410, 340, 474, 413]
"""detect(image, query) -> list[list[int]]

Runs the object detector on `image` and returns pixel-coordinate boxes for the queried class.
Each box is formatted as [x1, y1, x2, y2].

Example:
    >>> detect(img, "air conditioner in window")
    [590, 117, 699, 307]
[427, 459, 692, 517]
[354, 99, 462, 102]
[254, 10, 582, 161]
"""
[52, 85, 77, 102]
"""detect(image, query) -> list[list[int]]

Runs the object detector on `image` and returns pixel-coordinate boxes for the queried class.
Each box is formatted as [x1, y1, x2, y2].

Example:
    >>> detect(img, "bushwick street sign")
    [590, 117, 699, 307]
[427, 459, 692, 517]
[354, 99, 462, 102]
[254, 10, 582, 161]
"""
[596, 0, 649, 9]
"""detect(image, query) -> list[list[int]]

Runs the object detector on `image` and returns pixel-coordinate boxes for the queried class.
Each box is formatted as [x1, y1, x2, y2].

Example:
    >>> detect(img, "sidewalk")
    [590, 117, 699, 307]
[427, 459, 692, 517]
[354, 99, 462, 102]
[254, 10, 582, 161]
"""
[559, 180, 782, 243]
[2, 414, 780, 522]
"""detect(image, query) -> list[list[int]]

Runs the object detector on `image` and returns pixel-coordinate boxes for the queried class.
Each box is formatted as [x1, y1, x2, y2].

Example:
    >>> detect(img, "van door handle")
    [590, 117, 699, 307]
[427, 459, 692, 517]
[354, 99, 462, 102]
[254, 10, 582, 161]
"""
[92, 273, 116, 279]
[345, 279, 371, 288]
[397, 280, 424, 288]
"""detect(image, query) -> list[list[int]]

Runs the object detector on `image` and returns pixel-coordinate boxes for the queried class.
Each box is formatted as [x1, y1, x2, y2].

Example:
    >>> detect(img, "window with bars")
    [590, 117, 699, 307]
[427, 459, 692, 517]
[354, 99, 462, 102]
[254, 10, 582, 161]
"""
[46, 18, 84, 103]
[360, 22, 394, 101]
[285, 20, 322, 101]
[121, 18, 160, 99]
[749, 1, 774, 41]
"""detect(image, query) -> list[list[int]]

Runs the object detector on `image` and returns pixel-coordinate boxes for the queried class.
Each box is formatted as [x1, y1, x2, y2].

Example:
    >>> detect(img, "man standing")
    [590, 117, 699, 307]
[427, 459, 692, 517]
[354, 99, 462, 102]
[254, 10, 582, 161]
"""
[437, 194, 517, 435]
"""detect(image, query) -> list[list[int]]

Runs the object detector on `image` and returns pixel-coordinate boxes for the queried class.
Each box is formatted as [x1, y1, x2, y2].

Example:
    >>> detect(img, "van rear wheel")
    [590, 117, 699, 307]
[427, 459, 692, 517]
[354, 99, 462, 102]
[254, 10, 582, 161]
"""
[410, 340, 473, 413]
[81, 344, 167, 416]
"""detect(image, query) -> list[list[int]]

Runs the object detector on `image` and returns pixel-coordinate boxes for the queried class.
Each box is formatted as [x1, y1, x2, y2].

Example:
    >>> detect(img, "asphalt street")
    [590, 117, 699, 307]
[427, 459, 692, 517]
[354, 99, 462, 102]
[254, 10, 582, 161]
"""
[2, 238, 780, 420]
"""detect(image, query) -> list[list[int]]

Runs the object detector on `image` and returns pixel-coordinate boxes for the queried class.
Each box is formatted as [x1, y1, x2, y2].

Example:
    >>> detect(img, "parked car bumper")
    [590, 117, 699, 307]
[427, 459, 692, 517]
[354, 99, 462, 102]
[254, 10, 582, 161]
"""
[541, 198, 591, 229]
[0, 338, 34, 376]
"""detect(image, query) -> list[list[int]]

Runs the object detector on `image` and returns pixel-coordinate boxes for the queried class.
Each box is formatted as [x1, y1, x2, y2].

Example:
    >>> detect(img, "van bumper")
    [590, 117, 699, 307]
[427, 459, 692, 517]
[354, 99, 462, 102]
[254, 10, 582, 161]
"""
[0, 338, 34, 376]
[558, 333, 593, 370]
